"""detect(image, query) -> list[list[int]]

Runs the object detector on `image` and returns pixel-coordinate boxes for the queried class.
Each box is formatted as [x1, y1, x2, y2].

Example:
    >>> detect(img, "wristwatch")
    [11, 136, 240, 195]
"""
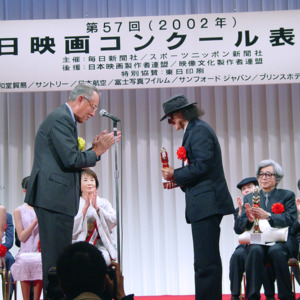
[267, 213, 272, 221]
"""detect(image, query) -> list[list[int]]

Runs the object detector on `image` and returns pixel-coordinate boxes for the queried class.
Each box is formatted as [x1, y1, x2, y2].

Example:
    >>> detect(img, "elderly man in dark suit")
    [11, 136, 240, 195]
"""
[160, 94, 234, 300]
[236, 159, 297, 300]
[25, 83, 121, 299]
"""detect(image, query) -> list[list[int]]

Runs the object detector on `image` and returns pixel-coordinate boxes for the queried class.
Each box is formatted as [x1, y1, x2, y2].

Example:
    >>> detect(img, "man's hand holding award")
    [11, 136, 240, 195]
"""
[161, 147, 177, 189]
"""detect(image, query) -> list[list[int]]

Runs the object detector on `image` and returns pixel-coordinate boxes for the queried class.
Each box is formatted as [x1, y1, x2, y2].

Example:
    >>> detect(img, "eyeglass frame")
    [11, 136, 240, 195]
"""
[83, 97, 98, 112]
[257, 172, 276, 179]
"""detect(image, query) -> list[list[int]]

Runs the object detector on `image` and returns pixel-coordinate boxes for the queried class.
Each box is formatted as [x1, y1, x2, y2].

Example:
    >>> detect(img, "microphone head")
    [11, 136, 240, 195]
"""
[99, 109, 107, 116]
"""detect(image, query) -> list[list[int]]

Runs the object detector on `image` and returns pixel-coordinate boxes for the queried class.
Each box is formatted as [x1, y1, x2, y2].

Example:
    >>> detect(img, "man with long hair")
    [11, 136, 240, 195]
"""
[160, 94, 234, 300]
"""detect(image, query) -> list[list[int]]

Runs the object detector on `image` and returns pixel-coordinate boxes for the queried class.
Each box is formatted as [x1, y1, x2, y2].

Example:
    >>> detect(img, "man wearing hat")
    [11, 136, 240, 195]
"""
[230, 177, 275, 300]
[160, 94, 234, 300]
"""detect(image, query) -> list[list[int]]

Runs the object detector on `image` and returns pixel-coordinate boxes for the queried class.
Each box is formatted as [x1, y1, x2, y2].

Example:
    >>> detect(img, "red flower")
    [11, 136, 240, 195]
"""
[38, 240, 41, 252]
[271, 203, 285, 214]
[177, 146, 187, 161]
[0, 245, 7, 257]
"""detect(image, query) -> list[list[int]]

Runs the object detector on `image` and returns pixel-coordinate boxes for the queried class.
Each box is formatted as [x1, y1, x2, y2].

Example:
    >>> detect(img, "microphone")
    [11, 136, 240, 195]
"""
[99, 109, 120, 122]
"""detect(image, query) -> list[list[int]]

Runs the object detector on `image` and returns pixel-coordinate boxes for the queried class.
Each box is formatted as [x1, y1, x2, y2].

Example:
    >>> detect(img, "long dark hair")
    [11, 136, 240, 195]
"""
[180, 104, 205, 121]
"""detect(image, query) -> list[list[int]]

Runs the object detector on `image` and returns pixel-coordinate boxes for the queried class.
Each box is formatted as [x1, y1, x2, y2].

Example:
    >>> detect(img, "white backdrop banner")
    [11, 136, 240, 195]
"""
[0, 10, 299, 92]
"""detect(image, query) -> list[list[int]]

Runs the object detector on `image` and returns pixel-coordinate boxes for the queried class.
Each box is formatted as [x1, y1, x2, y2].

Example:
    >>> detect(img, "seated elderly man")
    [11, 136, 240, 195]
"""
[235, 159, 297, 300]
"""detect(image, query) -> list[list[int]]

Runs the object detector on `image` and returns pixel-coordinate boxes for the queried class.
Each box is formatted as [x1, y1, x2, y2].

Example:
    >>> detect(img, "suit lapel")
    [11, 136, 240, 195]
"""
[62, 103, 78, 138]
[182, 119, 196, 145]
[182, 127, 190, 146]
[74, 121, 78, 138]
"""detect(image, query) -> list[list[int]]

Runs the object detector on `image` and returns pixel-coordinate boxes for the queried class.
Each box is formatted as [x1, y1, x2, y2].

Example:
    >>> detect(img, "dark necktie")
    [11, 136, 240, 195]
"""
[265, 193, 269, 207]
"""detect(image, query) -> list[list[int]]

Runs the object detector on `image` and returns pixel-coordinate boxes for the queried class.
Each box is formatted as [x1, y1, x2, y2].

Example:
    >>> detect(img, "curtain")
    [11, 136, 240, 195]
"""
[0, 0, 300, 296]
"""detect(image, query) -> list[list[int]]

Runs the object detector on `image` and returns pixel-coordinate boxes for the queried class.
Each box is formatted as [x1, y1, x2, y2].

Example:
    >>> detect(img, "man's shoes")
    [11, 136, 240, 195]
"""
[230, 297, 240, 300]
[265, 297, 275, 300]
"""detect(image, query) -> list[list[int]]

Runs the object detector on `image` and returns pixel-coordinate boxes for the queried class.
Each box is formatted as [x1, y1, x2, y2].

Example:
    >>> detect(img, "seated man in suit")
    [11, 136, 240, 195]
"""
[230, 177, 275, 300]
[2, 212, 15, 300]
[235, 159, 297, 300]
[290, 179, 300, 245]
[288, 179, 300, 300]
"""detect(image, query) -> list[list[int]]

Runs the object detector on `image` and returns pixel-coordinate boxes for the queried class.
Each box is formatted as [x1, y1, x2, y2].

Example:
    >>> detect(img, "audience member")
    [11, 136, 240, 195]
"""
[230, 177, 275, 300]
[0, 205, 6, 242]
[72, 168, 117, 265]
[235, 159, 297, 300]
[56, 241, 134, 300]
[2, 211, 16, 300]
[10, 176, 43, 300]
[291, 179, 300, 243]
[289, 178, 300, 300]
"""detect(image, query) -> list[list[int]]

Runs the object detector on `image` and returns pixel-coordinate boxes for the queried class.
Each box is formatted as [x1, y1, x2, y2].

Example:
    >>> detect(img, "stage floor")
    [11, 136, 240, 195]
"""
[135, 295, 300, 300]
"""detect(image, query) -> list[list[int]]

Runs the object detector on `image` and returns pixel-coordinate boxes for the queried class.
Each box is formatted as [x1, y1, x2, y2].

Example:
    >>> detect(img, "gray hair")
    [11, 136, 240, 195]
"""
[256, 159, 284, 184]
[69, 83, 100, 101]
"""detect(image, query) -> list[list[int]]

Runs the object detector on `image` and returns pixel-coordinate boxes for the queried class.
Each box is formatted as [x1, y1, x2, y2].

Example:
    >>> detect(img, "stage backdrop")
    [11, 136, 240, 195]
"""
[0, 9, 299, 92]
[0, 0, 300, 296]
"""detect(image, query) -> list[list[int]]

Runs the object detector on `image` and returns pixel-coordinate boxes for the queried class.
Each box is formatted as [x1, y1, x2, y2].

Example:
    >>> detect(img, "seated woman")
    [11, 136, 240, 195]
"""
[72, 168, 117, 264]
[11, 203, 42, 300]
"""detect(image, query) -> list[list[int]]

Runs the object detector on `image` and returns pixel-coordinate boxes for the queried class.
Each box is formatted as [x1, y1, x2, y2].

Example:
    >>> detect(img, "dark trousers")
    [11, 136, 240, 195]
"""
[35, 207, 74, 300]
[229, 245, 275, 297]
[5, 251, 15, 299]
[191, 215, 223, 300]
[245, 243, 293, 300]
[229, 245, 246, 297]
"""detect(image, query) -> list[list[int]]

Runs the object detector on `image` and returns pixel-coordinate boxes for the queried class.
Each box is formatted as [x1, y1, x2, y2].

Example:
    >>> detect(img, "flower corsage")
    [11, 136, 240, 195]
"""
[177, 146, 189, 164]
[0, 245, 7, 257]
[78, 137, 86, 151]
[271, 203, 285, 214]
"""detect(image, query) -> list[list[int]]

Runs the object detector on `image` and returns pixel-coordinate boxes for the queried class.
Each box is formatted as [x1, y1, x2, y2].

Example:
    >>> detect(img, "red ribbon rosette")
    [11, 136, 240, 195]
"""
[177, 146, 187, 161]
[177, 146, 189, 164]
[271, 203, 285, 214]
[0, 244, 7, 257]
[38, 240, 41, 252]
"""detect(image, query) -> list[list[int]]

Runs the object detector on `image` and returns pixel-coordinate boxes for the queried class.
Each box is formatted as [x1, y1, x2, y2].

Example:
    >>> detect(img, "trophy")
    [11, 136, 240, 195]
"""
[161, 147, 169, 188]
[252, 186, 262, 234]
[161, 147, 169, 168]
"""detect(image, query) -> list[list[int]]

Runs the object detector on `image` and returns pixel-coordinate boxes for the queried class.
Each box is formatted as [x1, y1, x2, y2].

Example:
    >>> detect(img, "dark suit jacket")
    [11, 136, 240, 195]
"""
[235, 188, 297, 233]
[173, 118, 234, 223]
[3, 213, 13, 250]
[25, 104, 98, 217]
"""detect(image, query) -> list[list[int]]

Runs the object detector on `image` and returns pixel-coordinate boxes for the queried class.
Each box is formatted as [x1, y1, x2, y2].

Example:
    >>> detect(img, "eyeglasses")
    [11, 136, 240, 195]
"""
[257, 172, 275, 179]
[83, 97, 98, 112]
